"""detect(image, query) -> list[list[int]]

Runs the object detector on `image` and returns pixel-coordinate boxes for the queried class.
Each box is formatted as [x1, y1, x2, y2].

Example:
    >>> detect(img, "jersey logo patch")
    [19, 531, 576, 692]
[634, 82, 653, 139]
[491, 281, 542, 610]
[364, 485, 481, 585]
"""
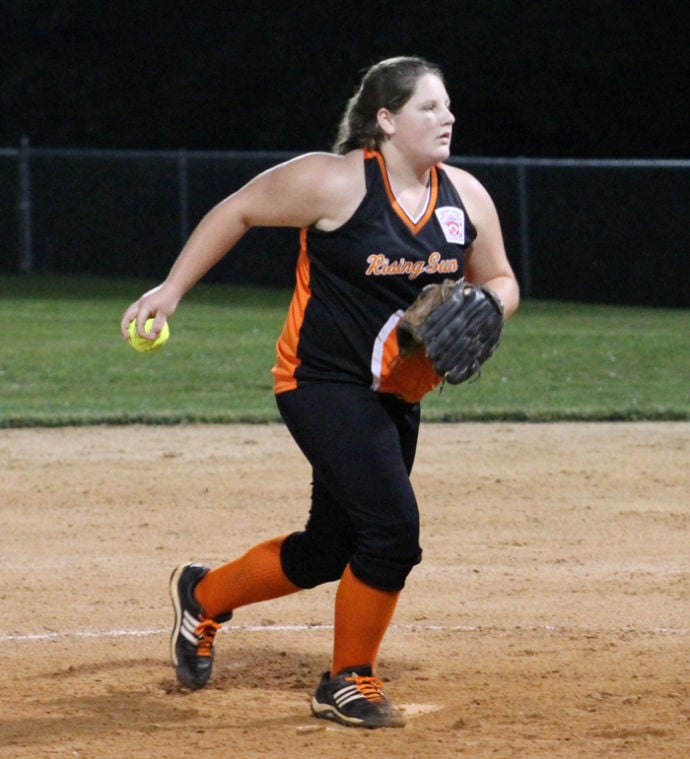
[435, 206, 465, 244]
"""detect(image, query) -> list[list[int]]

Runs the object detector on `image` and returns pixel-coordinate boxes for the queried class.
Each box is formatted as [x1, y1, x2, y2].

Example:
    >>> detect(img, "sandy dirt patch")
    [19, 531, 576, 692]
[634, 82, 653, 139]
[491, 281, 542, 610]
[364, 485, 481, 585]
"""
[1, 422, 688, 758]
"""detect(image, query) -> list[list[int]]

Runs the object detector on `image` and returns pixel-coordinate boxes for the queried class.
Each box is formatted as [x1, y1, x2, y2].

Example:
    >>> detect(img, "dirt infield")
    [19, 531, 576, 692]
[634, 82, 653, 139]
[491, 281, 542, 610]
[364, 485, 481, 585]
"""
[1, 422, 688, 758]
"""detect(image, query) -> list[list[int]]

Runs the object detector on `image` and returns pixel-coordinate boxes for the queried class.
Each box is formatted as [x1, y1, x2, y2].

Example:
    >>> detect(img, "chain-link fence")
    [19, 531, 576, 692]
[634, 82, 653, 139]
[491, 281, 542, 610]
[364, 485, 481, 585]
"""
[2, 142, 688, 306]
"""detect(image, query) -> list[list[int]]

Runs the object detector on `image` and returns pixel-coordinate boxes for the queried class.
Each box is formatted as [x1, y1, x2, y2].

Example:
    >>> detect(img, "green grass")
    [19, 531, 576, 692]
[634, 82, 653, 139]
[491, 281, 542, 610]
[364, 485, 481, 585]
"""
[1, 275, 688, 427]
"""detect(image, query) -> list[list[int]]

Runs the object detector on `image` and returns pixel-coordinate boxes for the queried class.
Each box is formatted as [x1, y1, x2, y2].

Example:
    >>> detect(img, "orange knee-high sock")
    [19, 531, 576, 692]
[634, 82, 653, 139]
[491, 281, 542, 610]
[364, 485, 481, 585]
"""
[331, 564, 400, 677]
[194, 535, 301, 619]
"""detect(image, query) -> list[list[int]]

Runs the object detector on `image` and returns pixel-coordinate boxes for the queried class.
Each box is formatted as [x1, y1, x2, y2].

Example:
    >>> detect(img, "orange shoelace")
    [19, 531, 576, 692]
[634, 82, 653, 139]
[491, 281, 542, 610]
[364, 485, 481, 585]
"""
[194, 619, 221, 657]
[346, 675, 387, 703]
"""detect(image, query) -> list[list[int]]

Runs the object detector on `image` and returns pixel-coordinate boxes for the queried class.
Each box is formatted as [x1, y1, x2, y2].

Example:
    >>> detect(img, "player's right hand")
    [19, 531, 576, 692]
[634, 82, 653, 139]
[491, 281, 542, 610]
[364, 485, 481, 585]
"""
[120, 284, 181, 340]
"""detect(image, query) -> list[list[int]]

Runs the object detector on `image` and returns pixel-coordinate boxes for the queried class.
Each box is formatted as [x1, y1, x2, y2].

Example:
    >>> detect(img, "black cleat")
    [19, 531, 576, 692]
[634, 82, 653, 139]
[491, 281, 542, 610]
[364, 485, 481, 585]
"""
[169, 563, 232, 689]
[310, 667, 405, 728]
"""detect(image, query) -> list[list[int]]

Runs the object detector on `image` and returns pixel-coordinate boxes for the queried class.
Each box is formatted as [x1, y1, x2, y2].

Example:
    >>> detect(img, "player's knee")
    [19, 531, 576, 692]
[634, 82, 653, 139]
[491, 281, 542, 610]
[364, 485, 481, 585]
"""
[280, 530, 353, 589]
[351, 521, 422, 591]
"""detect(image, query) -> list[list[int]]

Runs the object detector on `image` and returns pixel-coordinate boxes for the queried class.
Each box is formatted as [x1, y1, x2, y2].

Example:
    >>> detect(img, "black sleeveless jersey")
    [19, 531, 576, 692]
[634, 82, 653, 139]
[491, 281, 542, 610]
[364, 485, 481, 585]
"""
[273, 149, 477, 402]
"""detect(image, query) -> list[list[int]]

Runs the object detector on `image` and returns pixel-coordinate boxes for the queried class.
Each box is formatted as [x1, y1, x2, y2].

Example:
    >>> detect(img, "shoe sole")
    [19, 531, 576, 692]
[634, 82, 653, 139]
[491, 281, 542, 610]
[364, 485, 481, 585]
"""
[311, 697, 405, 729]
[311, 698, 364, 727]
[168, 563, 190, 667]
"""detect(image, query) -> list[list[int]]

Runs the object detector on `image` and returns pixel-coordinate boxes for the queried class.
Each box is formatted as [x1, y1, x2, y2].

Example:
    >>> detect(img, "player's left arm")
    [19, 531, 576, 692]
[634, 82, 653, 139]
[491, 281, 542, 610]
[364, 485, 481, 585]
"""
[443, 164, 520, 319]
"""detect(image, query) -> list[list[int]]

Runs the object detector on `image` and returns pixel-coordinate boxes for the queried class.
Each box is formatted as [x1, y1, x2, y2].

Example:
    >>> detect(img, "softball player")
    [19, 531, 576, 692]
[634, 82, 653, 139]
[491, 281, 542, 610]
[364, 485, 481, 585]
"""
[122, 56, 519, 729]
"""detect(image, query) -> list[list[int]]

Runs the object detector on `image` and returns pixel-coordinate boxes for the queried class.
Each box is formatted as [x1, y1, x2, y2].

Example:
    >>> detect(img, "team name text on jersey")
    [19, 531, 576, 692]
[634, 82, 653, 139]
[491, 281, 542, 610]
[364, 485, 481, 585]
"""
[365, 251, 459, 280]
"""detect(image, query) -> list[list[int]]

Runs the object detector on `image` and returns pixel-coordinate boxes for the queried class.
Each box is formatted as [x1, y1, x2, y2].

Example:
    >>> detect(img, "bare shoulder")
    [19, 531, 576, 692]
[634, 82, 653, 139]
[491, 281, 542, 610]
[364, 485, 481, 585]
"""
[297, 150, 366, 230]
[267, 150, 363, 194]
[238, 150, 365, 229]
[292, 149, 363, 175]
[440, 163, 496, 214]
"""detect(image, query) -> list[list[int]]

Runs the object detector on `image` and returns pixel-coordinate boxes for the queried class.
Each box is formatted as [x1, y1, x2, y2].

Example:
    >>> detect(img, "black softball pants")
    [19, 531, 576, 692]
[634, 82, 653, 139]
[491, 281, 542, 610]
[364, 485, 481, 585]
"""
[276, 382, 423, 592]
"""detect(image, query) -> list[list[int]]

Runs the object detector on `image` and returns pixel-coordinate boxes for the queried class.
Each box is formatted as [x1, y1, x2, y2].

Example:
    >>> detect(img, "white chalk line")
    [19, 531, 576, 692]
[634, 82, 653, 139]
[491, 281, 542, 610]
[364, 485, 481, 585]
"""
[1, 622, 687, 644]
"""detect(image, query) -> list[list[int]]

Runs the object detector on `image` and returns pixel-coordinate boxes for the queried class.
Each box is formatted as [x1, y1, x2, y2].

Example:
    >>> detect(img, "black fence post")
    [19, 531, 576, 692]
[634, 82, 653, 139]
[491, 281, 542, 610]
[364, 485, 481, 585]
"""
[517, 157, 531, 298]
[18, 136, 32, 274]
[178, 148, 189, 248]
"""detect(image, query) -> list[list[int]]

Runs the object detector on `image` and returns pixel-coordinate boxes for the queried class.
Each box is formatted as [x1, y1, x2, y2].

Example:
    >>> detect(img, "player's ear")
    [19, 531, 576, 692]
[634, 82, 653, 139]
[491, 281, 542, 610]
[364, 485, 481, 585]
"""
[377, 108, 396, 137]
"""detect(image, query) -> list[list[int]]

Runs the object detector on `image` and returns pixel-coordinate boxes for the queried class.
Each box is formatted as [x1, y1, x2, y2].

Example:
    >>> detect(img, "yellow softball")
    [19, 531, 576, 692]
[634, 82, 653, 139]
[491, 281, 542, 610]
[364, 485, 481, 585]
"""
[128, 318, 170, 353]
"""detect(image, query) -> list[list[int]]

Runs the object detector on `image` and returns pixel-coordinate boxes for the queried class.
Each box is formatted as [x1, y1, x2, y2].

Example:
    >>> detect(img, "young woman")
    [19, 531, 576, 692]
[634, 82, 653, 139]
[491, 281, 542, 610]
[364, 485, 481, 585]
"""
[120, 56, 519, 729]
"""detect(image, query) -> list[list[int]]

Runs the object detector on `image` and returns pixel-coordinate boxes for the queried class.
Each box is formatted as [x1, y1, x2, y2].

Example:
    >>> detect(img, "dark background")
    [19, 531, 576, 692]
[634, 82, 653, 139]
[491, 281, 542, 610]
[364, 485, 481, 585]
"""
[1, 1, 688, 306]
[1, 0, 688, 158]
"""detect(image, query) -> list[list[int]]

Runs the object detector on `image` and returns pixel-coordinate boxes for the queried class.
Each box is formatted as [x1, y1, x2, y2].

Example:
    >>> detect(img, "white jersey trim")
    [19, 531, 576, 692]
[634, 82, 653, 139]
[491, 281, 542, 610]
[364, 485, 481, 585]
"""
[370, 309, 404, 391]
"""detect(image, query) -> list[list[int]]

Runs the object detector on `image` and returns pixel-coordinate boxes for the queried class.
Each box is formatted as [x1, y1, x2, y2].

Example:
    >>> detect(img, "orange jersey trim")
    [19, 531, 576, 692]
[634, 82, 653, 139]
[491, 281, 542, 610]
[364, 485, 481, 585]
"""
[365, 149, 438, 234]
[272, 228, 310, 394]
[371, 311, 443, 402]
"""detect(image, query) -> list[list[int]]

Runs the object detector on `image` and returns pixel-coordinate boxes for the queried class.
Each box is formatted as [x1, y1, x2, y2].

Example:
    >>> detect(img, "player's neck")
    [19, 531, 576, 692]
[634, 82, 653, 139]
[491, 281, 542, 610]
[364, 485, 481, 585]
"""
[380, 150, 432, 221]
[380, 146, 431, 190]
